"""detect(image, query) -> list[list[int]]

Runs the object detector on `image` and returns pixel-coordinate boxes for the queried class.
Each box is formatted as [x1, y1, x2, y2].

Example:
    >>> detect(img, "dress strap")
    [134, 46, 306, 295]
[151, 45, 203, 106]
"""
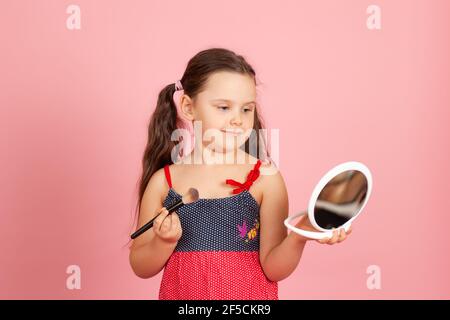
[226, 160, 262, 194]
[163, 165, 172, 188]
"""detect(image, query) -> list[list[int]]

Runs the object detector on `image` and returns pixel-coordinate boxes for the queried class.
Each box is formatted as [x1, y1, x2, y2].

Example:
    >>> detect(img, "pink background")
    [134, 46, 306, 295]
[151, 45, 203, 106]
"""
[1, 0, 449, 299]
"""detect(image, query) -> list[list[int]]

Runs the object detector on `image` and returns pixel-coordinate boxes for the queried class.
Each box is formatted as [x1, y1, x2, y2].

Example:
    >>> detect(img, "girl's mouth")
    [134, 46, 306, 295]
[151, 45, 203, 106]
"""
[221, 128, 244, 136]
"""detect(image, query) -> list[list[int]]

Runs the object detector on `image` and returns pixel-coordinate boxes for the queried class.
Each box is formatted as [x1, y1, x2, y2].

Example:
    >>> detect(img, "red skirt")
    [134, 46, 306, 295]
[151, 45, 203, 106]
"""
[159, 251, 278, 300]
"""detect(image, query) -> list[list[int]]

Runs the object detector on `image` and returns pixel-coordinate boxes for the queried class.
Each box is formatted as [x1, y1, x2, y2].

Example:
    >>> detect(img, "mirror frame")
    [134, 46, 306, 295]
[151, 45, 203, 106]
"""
[284, 161, 373, 239]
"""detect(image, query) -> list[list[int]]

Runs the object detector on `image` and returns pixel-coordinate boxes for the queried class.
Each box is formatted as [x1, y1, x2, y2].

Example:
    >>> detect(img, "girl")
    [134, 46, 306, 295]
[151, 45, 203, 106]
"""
[129, 48, 352, 300]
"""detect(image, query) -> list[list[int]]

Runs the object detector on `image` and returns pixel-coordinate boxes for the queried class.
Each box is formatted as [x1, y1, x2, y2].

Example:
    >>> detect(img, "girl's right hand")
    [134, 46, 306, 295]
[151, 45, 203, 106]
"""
[152, 207, 183, 244]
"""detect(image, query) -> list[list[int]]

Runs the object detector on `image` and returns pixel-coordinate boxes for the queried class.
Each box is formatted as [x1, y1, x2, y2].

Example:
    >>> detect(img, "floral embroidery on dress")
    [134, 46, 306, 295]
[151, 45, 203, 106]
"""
[237, 218, 260, 243]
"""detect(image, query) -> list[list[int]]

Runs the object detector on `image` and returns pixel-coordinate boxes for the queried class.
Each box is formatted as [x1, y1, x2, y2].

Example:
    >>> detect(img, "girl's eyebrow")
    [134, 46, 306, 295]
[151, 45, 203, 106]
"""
[210, 99, 256, 105]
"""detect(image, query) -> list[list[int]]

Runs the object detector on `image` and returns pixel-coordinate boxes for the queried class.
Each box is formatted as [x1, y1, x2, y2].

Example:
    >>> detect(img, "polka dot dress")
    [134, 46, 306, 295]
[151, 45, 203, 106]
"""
[158, 160, 278, 300]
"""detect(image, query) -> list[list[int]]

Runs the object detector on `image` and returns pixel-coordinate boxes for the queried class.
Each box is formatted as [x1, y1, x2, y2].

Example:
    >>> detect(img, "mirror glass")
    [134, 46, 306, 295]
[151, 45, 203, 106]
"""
[313, 170, 368, 230]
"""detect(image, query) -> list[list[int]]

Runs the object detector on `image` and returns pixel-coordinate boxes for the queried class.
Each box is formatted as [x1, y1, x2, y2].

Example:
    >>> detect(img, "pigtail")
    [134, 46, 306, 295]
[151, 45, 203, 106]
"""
[130, 83, 180, 236]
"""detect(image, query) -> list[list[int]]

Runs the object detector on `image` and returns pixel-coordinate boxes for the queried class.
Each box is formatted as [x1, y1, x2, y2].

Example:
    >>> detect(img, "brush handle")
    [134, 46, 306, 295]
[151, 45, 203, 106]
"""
[130, 198, 184, 239]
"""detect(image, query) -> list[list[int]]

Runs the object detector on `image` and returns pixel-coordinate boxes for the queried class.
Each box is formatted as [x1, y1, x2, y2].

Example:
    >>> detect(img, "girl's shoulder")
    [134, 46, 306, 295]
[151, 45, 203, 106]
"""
[256, 156, 282, 178]
[164, 160, 190, 177]
[139, 166, 172, 210]
[252, 157, 287, 197]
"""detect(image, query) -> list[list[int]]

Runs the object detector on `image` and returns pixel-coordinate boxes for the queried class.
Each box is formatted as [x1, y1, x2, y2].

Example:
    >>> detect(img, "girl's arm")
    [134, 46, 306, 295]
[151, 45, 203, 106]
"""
[258, 168, 305, 282]
[259, 167, 351, 282]
[129, 168, 180, 279]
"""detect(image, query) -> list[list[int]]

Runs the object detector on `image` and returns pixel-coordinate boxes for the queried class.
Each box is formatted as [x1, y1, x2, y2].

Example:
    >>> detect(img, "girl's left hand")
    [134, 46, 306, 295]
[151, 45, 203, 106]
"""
[293, 212, 352, 245]
[317, 226, 352, 245]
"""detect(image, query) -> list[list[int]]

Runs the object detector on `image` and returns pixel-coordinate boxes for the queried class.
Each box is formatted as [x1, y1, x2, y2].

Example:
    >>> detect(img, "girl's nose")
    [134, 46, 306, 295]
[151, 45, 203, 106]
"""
[230, 111, 243, 126]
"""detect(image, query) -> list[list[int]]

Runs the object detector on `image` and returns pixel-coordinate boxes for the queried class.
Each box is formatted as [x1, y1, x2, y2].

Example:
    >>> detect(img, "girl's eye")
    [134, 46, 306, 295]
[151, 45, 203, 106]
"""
[217, 106, 253, 112]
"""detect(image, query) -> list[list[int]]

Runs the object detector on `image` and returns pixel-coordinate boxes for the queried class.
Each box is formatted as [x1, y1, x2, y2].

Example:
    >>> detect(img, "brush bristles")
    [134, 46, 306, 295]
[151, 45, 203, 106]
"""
[182, 188, 199, 204]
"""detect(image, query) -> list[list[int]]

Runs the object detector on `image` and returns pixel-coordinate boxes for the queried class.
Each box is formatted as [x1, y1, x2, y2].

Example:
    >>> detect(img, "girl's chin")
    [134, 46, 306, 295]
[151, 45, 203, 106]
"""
[205, 143, 245, 154]
[206, 147, 238, 154]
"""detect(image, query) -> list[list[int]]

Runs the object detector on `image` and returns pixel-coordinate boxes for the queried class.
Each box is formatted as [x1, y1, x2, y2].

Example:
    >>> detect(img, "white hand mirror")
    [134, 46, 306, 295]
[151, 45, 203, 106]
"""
[284, 161, 373, 240]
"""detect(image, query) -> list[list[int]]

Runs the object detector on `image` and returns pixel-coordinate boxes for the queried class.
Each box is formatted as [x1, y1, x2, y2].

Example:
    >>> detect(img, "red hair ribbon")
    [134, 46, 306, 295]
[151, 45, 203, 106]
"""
[226, 160, 262, 194]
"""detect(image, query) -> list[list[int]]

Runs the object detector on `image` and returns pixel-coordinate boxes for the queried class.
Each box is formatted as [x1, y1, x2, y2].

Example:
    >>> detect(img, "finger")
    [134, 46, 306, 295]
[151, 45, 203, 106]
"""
[346, 227, 353, 235]
[328, 229, 339, 245]
[161, 211, 172, 232]
[157, 208, 170, 231]
[152, 209, 163, 230]
[166, 216, 181, 239]
[171, 212, 180, 227]
[317, 237, 330, 244]
[153, 207, 168, 226]
[171, 211, 180, 221]
[168, 213, 174, 230]
[338, 228, 346, 242]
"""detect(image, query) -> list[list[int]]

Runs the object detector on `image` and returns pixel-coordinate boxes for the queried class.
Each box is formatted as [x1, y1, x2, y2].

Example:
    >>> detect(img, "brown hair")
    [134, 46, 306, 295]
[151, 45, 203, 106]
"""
[130, 48, 268, 237]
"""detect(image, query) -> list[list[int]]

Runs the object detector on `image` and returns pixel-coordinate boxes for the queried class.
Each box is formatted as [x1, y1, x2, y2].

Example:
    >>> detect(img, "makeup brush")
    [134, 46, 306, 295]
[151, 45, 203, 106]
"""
[130, 188, 199, 240]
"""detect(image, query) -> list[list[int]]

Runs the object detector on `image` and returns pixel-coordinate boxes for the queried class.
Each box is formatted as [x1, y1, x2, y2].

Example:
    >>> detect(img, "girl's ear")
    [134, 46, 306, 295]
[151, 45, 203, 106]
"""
[179, 95, 195, 121]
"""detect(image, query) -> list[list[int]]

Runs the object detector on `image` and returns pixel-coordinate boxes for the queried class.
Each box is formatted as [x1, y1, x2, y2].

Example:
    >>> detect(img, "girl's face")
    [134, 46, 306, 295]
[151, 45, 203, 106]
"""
[181, 71, 257, 154]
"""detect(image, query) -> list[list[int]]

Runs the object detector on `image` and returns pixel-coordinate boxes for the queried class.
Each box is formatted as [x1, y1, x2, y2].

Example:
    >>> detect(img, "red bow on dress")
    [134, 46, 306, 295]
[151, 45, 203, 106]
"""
[226, 160, 262, 194]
